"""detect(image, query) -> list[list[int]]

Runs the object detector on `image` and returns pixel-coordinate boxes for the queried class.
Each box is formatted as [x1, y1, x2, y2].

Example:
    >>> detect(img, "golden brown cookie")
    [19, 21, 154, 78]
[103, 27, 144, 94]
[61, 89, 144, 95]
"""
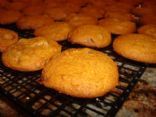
[16, 15, 53, 30]
[45, 7, 68, 20]
[44, 0, 61, 9]
[63, 2, 81, 14]
[113, 34, 156, 64]
[79, 5, 104, 19]
[99, 18, 136, 35]
[132, 5, 155, 16]
[105, 2, 134, 13]
[0, 0, 9, 8]
[28, 0, 44, 5]
[138, 24, 156, 38]
[68, 25, 111, 48]
[35, 22, 71, 41]
[5, 1, 27, 11]
[2, 37, 61, 71]
[41, 48, 119, 98]
[22, 4, 45, 16]
[0, 9, 22, 24]
[104, 11, 135, 21]
[140, 15, 156, 25]
[0, 28, 18, 52]
[66, 14, 97, 29]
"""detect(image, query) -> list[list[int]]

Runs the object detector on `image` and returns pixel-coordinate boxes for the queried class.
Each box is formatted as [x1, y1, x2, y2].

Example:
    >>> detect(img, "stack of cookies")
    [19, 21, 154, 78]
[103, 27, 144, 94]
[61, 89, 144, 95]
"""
[0, 0, 156, 98]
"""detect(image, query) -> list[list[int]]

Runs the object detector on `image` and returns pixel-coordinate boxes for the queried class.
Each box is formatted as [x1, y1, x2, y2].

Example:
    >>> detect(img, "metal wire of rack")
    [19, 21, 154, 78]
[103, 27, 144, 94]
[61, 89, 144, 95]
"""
[0, 24, 146, 117]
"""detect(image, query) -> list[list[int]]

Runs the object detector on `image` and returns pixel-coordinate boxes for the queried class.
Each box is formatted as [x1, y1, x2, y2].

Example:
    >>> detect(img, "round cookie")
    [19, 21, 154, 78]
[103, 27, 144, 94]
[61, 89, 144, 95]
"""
[104, 11, 135, 21]
[68, 25, 111, 48]
[2, 37, 61, 71]
[45, 7, 68, 20]
[132, 5, 155, 16]
[63, 2, 81, 14]
[0, 28, 18, 52]
[140, 15, 156, 25]
[44, 0, 61, 9]
[22, 4, 45, 16]
[5, 1, 27, 11]
[35, 22, 71, 41]
[105, 2, 133, 13]
[0, 9, 22, 24]
[41, 48, 119, 98]
[16, 15, 54, 30]
[99, 18, 136, 35]
[66, 14, 97, 29]
[0, 0, 10, 8]
[79, 5, 104, 19]
[113, 34, 156, 64]
[138, 24, 156, 38]
[28, 0, 43, 5]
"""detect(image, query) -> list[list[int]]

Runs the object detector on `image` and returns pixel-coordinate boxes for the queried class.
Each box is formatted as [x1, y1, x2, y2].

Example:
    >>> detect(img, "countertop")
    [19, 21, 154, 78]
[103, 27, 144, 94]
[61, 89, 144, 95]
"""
[0, 67, 156, 117]
[116, 67, 156, 117]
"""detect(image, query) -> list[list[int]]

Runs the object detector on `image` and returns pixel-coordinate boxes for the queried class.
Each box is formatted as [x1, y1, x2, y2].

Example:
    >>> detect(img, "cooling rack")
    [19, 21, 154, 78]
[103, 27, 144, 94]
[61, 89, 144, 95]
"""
[0, 24, 146, 117]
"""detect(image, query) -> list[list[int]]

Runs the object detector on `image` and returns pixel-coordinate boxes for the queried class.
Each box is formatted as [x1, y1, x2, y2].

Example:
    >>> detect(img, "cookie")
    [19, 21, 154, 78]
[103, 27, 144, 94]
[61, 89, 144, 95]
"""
[45, 7, 68, 20]
[140, 15, 156, 25]
[22, 4, 45, 16]
[35, 22, 71, 41]
[66, 14, 97, 29]
[138, 24, 156, 38]
[0, 9, 22, 24]
[41, 48, 119, 98]
[5, 1, 27, 11]
[132, 4, 155, 16]
[113, 34, 156, 63]
[63, 2, 81, 14]
[0, 0, 8, 7]
[79, 5, 104, 19]
[68, 25, 111, 48]
[28, 0, 44, 5]
[99, 18, 136, 35]
[0, 28, 18, 52]
[2, 37, 61, 71]
[105, 2, 134, 13]
[104, 11, 135, 21]
[16, 15, 54, 30]
[44, 0, 61, 8]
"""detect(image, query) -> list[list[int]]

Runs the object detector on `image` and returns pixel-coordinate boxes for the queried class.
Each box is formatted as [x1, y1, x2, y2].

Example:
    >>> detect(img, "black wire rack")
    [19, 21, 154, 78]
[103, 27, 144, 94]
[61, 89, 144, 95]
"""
[0, 24, 146, 117]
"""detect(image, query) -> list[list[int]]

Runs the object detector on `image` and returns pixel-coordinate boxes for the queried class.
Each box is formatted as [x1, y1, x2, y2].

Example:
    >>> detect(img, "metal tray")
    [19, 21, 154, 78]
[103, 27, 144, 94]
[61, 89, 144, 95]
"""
[0, 24, 146, 117]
